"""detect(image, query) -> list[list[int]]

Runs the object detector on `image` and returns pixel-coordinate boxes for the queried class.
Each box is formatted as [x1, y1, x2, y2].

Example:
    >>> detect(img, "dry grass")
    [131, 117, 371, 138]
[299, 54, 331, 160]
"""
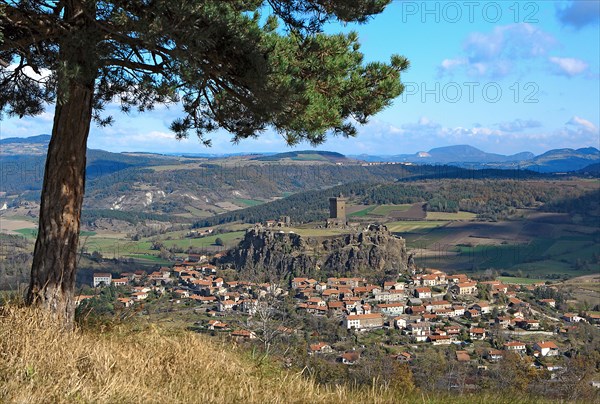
[0, 305, 559, 404]
[0, 305, 390, 403]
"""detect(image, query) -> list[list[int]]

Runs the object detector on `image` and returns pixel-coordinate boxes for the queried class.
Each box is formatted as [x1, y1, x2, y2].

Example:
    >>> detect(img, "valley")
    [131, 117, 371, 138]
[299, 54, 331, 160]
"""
[1, 137, 599, 402]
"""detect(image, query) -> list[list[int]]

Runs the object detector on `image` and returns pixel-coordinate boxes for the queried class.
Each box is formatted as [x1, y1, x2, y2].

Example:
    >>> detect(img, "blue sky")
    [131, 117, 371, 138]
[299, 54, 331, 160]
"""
[1, 0, 599, 155]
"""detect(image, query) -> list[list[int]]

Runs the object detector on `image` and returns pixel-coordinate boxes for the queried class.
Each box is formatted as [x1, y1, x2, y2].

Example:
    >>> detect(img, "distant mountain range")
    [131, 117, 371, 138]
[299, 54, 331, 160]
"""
[354, 145, 535, 164]
[351, 144, 599, 173]
[0, 134, 51, 155]
[1, 135, 598, 173]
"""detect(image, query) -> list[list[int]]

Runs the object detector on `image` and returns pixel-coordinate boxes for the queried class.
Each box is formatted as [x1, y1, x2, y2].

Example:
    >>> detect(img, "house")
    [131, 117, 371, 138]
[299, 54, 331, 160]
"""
[231, 330, 256, 340]
[585, 312, 600, 324]
[131, 291, 148, 301]
[315, 282, 328, 293]
[433, 309, 453, 318]
[473, 301, 491, 315]
[486, 349, 504, 361]
[322, 289, 340, 299]
[518, 319, 540, 330]
[92, 273, 112, 287]
[309, 342, 333, 355]
[406, 321, 431, 336]
[422, 313, 437, 321]
[421, 274, 440, 287]
[539, 299, 556, 308]
[449, 274, 469, 284]
[452, 305, 466, 317]
[562, 313, 583, 323]
[407, 297, 423, 306]
[469, 327, 487, 340]
[376, 303, 405, 316]
[174, 289, 190, 298]
[428, 300, 452, 311]
[414, 287, 432, 299]
[75, 295, 95, 306]
[241, 299, 259, 315]
[495, 316, 513, 329]
[393, 352, 413, 363]
[394, 317, 407, 329]
[408, 305, 426, 315]
[532, 341, 559, 357]
[450, 281, 478, 295]
[207, 320, 228, 330]
[503, 341, 526, 354]
[327, 301, 344, 313]
[343, 313, 384, 330]
[339, 351, 360, 365]
[327, 277, 364, 288]
[508, 297, 529, 308]
[117, 297, 133, 307]
[111, 277, 129, 287]
[218, 299, 237, 312]
[374, 289, 405, 302]
[465, 309, 480, 319]
[427, 335, 451, 345]
[159, 266, 171, 277]
[384, 281, 404, 291]
[292, 277, 309, 289]
[212, 277, 224, 288]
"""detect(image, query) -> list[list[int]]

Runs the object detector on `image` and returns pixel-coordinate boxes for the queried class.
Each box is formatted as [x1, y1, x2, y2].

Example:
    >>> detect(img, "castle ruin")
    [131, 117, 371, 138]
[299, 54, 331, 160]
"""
[327, 195, 347, 228]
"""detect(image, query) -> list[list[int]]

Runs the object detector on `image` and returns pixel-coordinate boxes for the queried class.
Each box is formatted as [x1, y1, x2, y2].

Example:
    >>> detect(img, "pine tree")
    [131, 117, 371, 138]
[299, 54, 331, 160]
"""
[1, 0, 408, 327]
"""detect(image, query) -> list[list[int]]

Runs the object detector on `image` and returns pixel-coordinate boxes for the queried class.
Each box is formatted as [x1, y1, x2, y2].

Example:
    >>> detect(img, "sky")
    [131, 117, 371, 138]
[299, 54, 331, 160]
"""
[1, 0, 599, 156]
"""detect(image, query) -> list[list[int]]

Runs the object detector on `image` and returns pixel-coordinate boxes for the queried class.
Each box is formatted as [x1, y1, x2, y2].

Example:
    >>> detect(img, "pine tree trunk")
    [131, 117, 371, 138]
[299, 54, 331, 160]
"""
[26, 76, 94, 329]
[25, 0, 97, 329]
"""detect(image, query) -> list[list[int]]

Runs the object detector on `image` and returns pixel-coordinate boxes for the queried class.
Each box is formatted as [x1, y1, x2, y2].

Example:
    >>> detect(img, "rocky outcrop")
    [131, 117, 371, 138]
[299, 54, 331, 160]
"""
[223, 224, 408, 281]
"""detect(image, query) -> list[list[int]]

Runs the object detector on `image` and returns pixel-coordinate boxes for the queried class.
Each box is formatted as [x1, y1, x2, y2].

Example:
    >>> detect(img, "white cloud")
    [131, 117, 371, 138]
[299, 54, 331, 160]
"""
[566, 116, 598, 134]
[439, 24, 557, 78]
[548, 57, 589, 77]
[497, 119, 543, 132]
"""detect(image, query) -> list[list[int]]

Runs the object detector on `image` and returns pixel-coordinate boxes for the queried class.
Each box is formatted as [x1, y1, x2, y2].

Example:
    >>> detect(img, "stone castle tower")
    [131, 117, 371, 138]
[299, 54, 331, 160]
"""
[327, 195, 347, 227]
[329, 196, 346, 220]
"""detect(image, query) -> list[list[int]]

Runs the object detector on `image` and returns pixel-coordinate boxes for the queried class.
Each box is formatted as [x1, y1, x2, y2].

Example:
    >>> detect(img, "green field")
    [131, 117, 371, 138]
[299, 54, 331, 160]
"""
[123, 254, 173, 265]
[370, 204, 412, 216]
[13, 228, 38, 239]
[413, 229, 599, 278]
[426, 211, 477, 221]
[2, 215, 38, 223]
[183, 206, 213, 218]
[15, 228, 97, 239]
[78, 230, 245, 259]
[348, 206, 375, 217]
[387, 221, 449, 233]
[290, 153, 328, 161]
[497, 276, 548, 285]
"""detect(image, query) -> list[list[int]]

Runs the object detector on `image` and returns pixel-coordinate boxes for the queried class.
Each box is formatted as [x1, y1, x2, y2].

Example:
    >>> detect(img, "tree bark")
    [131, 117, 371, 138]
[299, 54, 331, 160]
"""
[26, 69, 95, 330]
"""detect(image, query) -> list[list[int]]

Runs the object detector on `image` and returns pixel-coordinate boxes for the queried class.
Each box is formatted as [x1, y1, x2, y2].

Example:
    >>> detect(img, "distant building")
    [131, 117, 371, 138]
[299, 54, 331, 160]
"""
[343, 313, 384, 330]
[92, 273, 112, 287]
[532, 341, 559, 357]
[327, 195, 347, 227]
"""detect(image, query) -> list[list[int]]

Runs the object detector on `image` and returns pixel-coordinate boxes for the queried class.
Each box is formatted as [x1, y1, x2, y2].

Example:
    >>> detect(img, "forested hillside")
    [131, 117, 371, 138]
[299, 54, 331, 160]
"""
[196, 179, 599, 226]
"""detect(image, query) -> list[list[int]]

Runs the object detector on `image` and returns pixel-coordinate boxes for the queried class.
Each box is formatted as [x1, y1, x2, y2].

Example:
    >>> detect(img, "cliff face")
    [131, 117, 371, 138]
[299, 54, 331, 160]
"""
[225, 224, 408, 281]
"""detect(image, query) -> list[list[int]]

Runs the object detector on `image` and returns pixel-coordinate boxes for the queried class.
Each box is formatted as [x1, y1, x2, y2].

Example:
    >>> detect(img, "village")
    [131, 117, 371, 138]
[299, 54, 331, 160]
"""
[81, 244, 600, 375]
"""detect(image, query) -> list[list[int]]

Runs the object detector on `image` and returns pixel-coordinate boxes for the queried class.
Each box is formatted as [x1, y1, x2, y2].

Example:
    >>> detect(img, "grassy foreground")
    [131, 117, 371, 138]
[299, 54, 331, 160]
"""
[0, 305, 556, 404]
